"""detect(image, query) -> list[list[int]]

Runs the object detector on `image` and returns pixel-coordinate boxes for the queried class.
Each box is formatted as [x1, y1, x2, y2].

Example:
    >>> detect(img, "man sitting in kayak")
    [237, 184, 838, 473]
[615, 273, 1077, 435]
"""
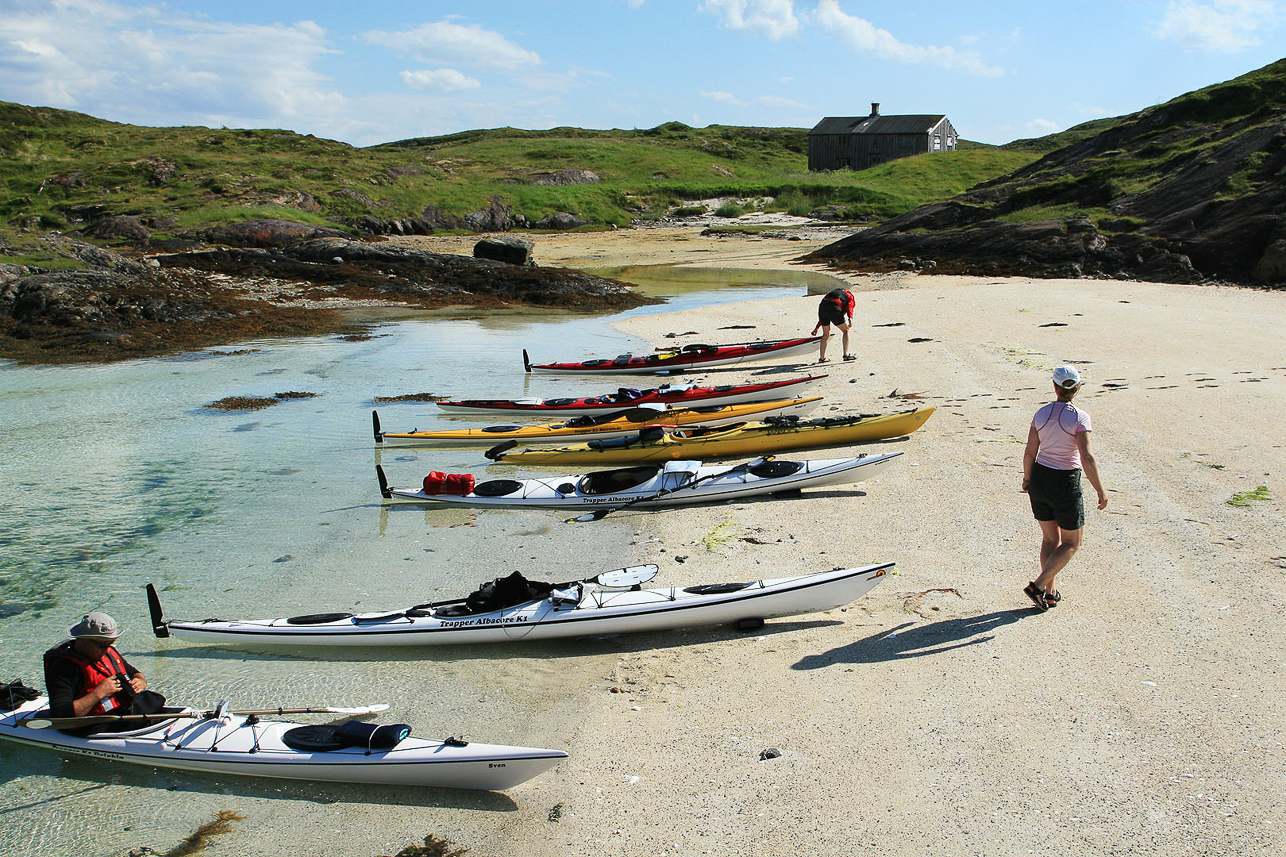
[44, 612, 154, 723]
[811, 288, 855, 364]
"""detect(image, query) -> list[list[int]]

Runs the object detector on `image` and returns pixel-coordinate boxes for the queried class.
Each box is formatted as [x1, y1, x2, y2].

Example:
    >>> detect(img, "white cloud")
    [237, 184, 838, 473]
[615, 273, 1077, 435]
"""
[1024, 118, 1062, 135]
[811, 0, 1004, 77]
[1153, 0, 1280, 52]
[0, 0, 348, 130]
[702, 90, 747, 105]
[363, 20, 542, 69]
[400, 69, 481, 92]
[700, 0, 802, 40]
[1071, 103, 1110, 118]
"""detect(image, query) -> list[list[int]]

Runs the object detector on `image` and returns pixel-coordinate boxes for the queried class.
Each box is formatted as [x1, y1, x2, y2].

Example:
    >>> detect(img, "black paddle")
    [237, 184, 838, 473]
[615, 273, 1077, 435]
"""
[485, 439, 519, 461]
[20, 703, 391, 731]
[566, 456, 773, 523]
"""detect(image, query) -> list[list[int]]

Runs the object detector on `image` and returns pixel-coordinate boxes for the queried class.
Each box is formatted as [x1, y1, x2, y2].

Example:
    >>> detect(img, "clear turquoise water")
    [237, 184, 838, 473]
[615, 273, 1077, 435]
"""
[0, 267, 839, 854]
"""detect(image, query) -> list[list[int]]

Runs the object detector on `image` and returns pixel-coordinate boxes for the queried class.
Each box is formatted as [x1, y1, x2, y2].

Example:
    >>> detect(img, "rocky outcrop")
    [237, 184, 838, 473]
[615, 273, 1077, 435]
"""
[82, 214, 151, 242]
[195, 218, 350, 248]
[157, 238, 650, 308]
[528, 169, 600, 186]
[474, 236, 534, 265]
[533, 212, 588, 230]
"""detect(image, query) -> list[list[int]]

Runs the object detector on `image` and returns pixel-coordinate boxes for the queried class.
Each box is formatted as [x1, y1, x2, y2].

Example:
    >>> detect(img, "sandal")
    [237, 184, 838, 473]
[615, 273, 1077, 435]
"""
[1043, 590, 1062, 608]
[843, 354, 856, 362]
[1023, 582, 1047, 611]
[817, 358, 830, 364]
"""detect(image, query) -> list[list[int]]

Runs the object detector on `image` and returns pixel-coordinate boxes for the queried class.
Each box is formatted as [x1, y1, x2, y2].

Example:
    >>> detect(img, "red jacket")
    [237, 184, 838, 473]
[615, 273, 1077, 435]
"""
[823, 288, 855, 318]
[44, 641, 133, 716]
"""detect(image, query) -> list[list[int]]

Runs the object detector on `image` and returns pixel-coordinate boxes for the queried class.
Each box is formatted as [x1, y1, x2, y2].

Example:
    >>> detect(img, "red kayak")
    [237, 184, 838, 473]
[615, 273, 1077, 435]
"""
[523, 337, 821, 375]
[436, 375, 827, 417]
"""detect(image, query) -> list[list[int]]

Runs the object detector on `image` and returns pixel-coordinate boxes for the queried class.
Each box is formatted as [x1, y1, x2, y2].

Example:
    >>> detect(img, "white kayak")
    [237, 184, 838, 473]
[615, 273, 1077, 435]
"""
[377, 452, 902, 510]
[146, 563, 894, 647]
[0, 697, 565, 791]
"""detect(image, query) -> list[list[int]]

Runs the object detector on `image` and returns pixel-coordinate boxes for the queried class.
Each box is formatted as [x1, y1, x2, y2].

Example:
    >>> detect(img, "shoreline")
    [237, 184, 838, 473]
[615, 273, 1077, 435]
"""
[455, 239, 1286, 855]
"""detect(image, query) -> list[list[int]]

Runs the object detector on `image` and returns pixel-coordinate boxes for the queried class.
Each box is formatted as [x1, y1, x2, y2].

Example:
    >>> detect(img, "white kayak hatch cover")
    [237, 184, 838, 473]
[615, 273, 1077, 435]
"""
[598, 564, 659, 587]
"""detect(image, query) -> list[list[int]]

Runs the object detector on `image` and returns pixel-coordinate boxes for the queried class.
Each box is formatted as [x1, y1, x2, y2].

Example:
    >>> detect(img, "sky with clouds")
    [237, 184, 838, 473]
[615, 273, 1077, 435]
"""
[2, 0, 1283, 147]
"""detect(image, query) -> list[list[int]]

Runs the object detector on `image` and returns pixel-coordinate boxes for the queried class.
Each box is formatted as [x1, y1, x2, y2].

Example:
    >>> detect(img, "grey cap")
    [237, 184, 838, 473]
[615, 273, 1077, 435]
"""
[69, 612, 121, 640]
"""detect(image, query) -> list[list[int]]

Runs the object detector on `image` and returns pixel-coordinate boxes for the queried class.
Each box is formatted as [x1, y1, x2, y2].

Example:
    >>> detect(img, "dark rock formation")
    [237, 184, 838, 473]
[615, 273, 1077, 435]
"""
[533, 212, 589, 230]
[157, 238, 650, 309]
[474, 236, 534, 265]
[195, 218, 349, 248]
[528, 169, 600, 186]
[82, 214, 151, 242]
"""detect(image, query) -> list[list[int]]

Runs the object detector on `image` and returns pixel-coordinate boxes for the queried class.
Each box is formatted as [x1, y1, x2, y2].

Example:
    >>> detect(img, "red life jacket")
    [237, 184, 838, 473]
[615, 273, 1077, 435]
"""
[823, 288, 855, 317]
[44, 641, 132, 715]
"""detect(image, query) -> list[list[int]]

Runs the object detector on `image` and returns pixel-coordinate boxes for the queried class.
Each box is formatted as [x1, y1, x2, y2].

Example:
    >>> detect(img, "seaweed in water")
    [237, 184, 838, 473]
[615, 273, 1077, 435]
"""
[385, 834, 468, 857]
[206, 391, 319, 411]
[372, 393, 445, 404]
[164, 809, 243, 857]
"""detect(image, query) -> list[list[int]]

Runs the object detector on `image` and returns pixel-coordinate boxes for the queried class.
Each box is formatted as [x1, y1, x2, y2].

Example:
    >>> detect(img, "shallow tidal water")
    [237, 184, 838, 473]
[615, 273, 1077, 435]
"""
[0, 266, 842, 855]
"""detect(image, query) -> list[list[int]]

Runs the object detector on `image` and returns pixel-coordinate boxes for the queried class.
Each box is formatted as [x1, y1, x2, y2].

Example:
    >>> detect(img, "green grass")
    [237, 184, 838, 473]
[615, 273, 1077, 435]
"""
[0, 103, 1040, 258]
[1227, 485, 1274, 507]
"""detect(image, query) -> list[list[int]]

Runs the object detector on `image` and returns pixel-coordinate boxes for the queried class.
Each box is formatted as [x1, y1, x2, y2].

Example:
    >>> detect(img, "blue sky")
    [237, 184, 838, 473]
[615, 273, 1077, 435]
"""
[2, 0, 1283, 147]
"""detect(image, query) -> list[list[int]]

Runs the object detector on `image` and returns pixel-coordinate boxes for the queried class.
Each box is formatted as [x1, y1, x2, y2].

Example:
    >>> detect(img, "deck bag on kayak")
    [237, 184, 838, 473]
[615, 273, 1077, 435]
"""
[464, 571, 554, 613]
[549, 584, 583, 609]
[281, 722, 411, 753]
[422, 472, 476, 495]
[1, 679, 41, 712]
[336, 720, 412, 752]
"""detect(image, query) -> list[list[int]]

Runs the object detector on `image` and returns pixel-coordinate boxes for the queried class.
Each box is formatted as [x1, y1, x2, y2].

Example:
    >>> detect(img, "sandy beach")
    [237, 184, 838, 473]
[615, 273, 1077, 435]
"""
[401, 225, 1286, 857]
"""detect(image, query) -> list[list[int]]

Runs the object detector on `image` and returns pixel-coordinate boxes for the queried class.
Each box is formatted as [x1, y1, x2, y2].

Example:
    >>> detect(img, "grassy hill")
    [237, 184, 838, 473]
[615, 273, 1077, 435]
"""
[807, 57, 1286, 284]
[0, 105, 1037, 267]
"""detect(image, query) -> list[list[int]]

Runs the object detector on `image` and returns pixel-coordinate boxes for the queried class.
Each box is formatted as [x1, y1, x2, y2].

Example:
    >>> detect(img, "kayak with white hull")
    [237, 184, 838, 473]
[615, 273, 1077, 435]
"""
[435, 375, 827, 417]
[372, 397, 821, 446]
[524, 337, 820, 375]
[145, 563, 894, 647]
[376, 452, 901, 510]
[0, 698, 565, 790]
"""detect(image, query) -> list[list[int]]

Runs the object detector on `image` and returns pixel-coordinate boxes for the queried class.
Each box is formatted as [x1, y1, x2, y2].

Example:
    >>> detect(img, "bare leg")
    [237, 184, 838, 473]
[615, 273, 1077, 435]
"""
[818, 326, 831, 362]
[839, 323, 852, 358]
[1034, 520, 1083, 595]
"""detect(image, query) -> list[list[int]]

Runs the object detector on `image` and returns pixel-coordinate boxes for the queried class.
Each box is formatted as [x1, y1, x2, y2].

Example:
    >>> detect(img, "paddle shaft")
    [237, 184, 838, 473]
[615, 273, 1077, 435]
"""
[20, 704, 390, 730]
[569, 456, 771, 522]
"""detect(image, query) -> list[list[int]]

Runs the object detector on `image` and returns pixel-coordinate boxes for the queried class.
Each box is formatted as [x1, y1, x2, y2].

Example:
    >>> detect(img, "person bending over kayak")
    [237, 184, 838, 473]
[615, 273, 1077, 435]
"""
[811, 287, 855, 364]
[44, 611, 156, 721]
[1020, 366, 1107, 611]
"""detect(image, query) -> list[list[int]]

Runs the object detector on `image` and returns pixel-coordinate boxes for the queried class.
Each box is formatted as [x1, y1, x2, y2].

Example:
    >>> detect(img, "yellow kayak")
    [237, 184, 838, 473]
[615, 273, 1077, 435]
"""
[487, 407, 935, 465]
[372, 397, 823, 445]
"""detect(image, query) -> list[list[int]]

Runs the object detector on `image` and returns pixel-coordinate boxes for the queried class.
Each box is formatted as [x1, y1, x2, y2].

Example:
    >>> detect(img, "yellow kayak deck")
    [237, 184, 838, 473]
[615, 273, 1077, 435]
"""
[494, 407, 935, 464]
[377, 397, 823, 445]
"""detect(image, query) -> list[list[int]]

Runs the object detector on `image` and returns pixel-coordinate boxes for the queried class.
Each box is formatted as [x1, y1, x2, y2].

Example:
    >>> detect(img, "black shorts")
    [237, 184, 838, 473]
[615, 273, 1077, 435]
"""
[817, 300, 847, 327]
[1028, 461, 1084, 530]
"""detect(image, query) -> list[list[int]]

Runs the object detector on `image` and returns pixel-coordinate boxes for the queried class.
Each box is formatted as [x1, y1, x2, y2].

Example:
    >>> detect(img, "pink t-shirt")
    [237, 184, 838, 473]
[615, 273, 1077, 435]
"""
[1032, 401, 1092, 470]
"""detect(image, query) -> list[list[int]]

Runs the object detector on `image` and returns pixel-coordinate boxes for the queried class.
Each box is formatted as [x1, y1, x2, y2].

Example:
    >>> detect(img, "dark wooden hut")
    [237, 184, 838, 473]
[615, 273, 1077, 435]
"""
[808, 103, 957, 171]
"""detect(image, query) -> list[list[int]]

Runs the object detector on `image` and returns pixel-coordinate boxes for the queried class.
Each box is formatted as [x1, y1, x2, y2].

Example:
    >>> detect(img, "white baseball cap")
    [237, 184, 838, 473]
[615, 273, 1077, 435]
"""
[1052, 366, 1082, 389]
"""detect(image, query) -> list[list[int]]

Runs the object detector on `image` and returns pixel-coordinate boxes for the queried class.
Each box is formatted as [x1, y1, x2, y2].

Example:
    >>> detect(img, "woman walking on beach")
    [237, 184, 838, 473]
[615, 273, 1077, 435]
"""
[811, 287, 855, 364]
[1021, 366, 1107, 611]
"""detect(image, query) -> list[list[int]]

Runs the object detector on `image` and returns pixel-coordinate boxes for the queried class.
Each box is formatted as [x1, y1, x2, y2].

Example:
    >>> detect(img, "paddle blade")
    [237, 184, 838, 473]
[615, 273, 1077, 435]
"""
[484, 440, 518, 461]
[567, 509, 612, 523]
[145, 583, 169, 638]
[376, 465, 392, 499]
[372, 410, 383, 443]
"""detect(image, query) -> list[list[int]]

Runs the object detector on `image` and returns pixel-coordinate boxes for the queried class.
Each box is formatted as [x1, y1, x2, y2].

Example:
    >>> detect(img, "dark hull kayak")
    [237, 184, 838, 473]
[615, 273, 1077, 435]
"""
[524, 337, 820, 374]
[436, 375, 826, 417]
